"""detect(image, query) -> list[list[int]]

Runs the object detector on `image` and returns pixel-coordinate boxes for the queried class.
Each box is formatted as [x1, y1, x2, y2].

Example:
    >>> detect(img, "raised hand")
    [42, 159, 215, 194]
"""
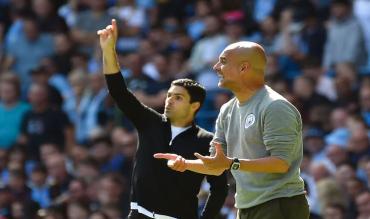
[154, 153, 187, 172]
[194, 142, 231, 171]
[97, 19, 118, 51]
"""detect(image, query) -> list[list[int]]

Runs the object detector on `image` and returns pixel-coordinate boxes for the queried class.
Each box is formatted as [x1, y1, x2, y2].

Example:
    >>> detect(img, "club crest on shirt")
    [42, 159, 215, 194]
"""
[245, 113, 255, 129]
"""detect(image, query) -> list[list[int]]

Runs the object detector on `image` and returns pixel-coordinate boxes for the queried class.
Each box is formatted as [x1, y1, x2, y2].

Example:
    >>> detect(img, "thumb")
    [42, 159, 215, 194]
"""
[214, 142, 224, 156]
[154, 153, 178, 160]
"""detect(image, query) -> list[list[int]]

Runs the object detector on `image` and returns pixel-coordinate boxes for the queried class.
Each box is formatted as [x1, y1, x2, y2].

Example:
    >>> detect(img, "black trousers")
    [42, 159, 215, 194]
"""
[237, 194, 309, 219]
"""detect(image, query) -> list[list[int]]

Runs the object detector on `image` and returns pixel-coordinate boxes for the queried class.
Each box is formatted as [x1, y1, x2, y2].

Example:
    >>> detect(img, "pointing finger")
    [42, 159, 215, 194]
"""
[112, 19, 118, 36]
[154, 153, 178, 160]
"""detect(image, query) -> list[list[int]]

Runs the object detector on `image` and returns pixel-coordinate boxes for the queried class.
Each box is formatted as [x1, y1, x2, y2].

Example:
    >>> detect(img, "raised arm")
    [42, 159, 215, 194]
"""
[97, 19, 161, 128]
[97, 19, 120, 75]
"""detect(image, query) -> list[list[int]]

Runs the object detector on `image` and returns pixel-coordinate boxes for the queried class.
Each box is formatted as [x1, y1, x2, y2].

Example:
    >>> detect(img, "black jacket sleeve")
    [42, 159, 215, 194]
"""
[200, 172, 228, 219]
[105, 72, 162, 130]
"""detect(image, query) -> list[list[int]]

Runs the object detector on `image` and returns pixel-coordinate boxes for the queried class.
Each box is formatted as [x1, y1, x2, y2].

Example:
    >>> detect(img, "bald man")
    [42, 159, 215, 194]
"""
[155, 42, 309, 219]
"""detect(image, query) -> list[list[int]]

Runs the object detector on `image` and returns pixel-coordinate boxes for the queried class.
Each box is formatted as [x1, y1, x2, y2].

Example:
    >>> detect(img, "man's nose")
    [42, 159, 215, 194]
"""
[213, 62, 219, 71]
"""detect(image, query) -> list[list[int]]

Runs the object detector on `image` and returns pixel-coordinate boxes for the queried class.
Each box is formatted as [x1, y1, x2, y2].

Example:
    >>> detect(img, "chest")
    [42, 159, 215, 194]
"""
[223, 106, 268, 158]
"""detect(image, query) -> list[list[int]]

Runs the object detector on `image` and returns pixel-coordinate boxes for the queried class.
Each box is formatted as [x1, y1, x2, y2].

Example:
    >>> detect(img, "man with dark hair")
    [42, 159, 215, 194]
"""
[97, 20, 228, 219]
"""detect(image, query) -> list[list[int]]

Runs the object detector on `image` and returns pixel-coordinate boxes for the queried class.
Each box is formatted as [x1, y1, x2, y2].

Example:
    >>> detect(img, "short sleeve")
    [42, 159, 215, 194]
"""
[263, 100, 302, 165]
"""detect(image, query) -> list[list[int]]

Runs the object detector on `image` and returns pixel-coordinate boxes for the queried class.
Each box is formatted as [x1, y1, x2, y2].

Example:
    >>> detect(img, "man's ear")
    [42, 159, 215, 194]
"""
[191, 102, 201, 113]
[240, 62, 250, 73]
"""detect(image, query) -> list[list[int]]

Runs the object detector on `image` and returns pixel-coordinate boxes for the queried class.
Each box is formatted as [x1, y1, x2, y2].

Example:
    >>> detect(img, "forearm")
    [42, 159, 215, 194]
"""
[185, 160, 225, 176]
[102, 47, 120, 75]
[238, 156, 289, 173]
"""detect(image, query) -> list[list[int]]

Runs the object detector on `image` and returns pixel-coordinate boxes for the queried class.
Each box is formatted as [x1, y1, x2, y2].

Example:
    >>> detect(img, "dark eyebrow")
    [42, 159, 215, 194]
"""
[167, 92, 185, 97]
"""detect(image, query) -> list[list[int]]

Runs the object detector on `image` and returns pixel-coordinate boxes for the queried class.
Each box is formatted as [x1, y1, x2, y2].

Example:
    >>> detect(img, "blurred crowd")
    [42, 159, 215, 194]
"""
[0, 0, 370, 218]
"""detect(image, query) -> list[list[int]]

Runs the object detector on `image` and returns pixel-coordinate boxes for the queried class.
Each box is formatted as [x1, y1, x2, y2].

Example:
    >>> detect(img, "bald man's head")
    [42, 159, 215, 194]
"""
[223, 41, 267, 74]
[213, 41, 267, 92]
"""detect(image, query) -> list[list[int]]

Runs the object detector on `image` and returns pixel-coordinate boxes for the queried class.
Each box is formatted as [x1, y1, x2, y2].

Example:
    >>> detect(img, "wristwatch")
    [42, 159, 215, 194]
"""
[230, 158, 240, 170]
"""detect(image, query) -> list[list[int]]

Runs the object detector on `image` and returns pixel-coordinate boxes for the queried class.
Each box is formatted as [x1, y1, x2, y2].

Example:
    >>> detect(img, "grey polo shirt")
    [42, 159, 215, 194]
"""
[213, 85, 305, 209]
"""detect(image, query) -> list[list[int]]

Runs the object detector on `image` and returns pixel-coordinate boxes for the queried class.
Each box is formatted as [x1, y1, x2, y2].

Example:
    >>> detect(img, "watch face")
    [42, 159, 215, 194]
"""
[231, 162, 240, 170]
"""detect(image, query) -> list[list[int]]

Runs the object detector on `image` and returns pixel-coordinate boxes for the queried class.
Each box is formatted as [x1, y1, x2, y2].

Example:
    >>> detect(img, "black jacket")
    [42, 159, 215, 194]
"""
[105, 73, 228, 219]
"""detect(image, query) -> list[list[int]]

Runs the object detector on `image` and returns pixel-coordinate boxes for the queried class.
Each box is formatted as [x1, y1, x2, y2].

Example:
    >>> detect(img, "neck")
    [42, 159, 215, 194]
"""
[171, 118, 193, 127]
[234, 81, 264, 104]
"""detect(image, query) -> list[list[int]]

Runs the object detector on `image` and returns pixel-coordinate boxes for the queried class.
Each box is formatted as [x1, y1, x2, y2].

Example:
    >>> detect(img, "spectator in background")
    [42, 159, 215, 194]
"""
[333, 62, 359, 109]
[292, 75, 332, 123]
[75, 158, 100, 185]
[354, 0, 370, 69]
[29, 164, 51, 208]
[137, 53, 172, 112]
[0, 149, 9, 186]
[89, 135, 124, 173]
[355, 191, 370, 219]
[326, 145, 349, 169]
[323, 0, 367, 69]
[300, 9, 327, 62]
[67, 202, 90, 219]
[32, 0, 68, 33]
[304, 128, 331, 165]
[88, 211, 110, 219]
[325, 107, 350, 148]
[96, 173, 128, 217]
[322, 203, 347, 219]
[45, 153, 73, 203]
[301, 57, 336, 102]
[71, 0, 115, 55]
[272, 7, 305, 81]
[67, 178, 89, 205]
[188, 15, 227, 89]
[77, 72, 109, 144]
[347, 130, 370, 165]
[247, 16, 279, 55]
[63, 70, 90, 143]
[2, 14, 55, 91]
[29, 65, 64, 110]
[51, 32, 75, 75]
[186, 0, 212, 41]
[18, 83, 74, 159]
[108, 0, 145, 37]
[8, 169, 30, 198]
[38, 57, 74, 104]
[0, 74, 30, 149]
[316, 178, 348, 216]
[359, 85, 370, 127]
[0, 187, 12, 218]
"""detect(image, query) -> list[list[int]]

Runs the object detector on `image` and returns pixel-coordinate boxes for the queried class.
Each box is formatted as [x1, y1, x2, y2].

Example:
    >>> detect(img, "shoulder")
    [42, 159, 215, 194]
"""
[263, 86, 300, 116]
[196, 126, 214, 139]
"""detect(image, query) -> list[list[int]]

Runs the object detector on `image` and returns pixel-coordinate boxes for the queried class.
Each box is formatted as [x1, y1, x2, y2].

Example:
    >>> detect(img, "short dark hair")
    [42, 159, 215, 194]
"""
[171, 79, 206, 113]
